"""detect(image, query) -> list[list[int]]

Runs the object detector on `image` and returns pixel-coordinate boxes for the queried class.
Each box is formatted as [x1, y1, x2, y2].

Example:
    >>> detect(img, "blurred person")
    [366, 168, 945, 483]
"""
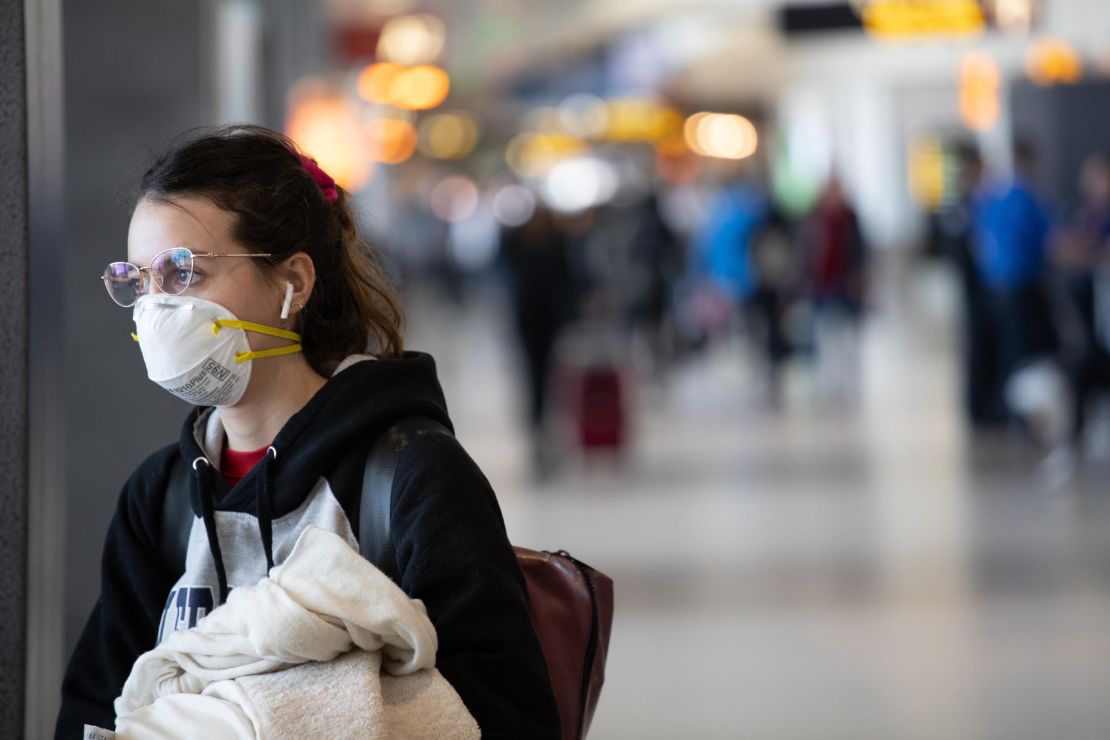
[554, 204, 641, 461]
[972, 140, 1058, 435]
[56, 126, 561, 739]
[499, 203, 581, 477]
[629, 193, 683, 379]
[689, 175, 767, 308]
[939, 143, 1005, 427]
[801, 175, 869, 404]
[681, 175, 768, 360]
[379, 162, 449, 292]
[1051, 153, 1110, 451]
[745, 206, 798, 407]
[579, 192, 682, 380]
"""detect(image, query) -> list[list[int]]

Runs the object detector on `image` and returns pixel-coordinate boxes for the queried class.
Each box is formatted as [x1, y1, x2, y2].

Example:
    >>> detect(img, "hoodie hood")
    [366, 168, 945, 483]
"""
[176, 351, 453, 603]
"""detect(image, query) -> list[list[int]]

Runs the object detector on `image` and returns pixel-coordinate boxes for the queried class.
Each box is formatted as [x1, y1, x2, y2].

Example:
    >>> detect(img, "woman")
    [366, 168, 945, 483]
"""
[55, 125, 560, 739]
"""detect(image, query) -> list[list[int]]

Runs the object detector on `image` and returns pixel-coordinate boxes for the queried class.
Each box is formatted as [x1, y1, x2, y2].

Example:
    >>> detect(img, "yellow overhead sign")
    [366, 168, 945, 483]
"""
[861, 0, 986, 38]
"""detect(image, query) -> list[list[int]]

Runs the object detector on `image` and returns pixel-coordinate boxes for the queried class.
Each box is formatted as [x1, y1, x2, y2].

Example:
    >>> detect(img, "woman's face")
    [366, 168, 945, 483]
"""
[127, 195, 290, 350]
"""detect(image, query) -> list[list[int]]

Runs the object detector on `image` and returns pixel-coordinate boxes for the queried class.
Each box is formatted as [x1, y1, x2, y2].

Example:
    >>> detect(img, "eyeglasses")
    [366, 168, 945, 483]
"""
[100, 247, 272, 307]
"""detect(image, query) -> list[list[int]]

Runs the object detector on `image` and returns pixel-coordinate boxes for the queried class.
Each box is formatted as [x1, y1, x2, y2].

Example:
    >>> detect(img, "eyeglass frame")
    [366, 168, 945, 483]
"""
[100, 247, 274, 307]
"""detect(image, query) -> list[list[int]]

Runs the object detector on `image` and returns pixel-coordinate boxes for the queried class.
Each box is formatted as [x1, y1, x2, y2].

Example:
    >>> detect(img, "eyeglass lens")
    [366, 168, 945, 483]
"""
[151, 248, 195, 294]
[101, 248, 195, 307]
[102, 262, 142, 307]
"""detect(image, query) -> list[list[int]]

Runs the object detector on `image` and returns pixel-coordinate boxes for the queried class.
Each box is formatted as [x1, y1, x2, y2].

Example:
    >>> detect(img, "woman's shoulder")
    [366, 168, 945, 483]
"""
[394, 425, 489, 486]
[390, 426, 504, 524]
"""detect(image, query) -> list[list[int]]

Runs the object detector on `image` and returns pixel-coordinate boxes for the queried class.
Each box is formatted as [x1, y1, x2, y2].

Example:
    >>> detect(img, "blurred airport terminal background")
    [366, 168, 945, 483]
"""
[10, 0, 1110, 737]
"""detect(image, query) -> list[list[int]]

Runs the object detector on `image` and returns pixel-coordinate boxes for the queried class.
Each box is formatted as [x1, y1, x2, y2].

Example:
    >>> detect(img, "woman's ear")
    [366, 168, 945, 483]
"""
[280, 252, 316, 319]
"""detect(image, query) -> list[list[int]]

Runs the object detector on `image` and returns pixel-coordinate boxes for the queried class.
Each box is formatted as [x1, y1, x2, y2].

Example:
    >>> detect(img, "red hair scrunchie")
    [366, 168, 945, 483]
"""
[298, 154, 339, 203]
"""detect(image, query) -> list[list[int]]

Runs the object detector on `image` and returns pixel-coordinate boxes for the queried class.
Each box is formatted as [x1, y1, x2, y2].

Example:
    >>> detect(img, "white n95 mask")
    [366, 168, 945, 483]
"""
[132, 294, 303, 407]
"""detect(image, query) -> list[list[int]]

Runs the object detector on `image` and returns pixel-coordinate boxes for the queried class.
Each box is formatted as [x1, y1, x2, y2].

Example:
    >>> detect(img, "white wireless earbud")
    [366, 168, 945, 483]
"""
[280, 281, 294, 320]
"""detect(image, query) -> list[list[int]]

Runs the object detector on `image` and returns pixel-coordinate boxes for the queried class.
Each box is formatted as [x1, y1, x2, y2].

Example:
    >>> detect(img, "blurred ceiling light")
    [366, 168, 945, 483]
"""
[430, 176, 479, 222]
[492, 184, 536, 227]
[356, 62, 450, 110]
[377, 13, 446, 65]
[700, 115, 759, 159]
[959, 52, 1000, 131]
[683, 112, 712, 155]
[505, 133, 587, 178]
[390, 65, 451, 110]
[861, 0, 985, 38]
[604, 99, 683, 142]
[418, 112, 480, 160]
[365, 117, 418, 165]
[356, 62, 403, 105]
[558, 94, 609, 139]
[1025, 38, 1083, 86]
[286, 83, 372, 190]
[684, 112, 758, 160]
[989, 0, 1035, 31]
[541, 157, 618, 214]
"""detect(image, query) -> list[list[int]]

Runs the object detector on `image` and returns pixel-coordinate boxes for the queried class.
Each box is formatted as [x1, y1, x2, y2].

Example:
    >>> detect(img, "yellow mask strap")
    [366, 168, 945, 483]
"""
[211, 319, 303, 364]
[212, 319, 301, 342]
[234, 344, 303, 362]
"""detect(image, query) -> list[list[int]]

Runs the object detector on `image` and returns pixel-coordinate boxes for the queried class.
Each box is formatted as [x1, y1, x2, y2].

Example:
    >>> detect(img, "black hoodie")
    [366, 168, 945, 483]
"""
[56, 352, 562, 739]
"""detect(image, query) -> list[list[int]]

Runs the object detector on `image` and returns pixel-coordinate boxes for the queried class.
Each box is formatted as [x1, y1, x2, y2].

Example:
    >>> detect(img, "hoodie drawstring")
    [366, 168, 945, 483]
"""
[193, 456, 230, 605]
[257, 446, 278, 571]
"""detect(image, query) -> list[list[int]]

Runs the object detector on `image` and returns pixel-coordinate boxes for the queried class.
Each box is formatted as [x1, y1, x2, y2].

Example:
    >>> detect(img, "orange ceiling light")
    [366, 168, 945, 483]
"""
[418, 112, 480, 160]
[377, 13, 447, 65]
[356, 62, 403, 105]
[390, 65, 451, 110]
[683, 112, 758, 160]
[286, 87, 373, 190]
[1025, 38, 1083, 86]
[366, 117, 418, 165]
[959, 52, 1000, 131]
[357, 62, 451, 111]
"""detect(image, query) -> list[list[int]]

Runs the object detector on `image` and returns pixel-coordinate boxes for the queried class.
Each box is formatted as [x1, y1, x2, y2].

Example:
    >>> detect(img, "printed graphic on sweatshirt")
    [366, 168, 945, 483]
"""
[157, 585, 215, 643]
[156, 476, 359, 644]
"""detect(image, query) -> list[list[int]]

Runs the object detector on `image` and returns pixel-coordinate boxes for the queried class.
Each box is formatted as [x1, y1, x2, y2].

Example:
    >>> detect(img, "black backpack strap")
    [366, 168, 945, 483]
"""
[359, 416, 452, 582]
[160, 455, 193, 575]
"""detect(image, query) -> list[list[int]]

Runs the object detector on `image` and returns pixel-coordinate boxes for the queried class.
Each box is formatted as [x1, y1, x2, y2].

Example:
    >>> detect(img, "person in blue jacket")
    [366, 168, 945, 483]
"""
[972, 140, 1056, 412]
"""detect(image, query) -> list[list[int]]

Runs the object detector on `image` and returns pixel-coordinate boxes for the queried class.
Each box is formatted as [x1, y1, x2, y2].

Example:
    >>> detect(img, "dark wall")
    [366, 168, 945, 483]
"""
[1011, 79, 1110, 212]
[0, 0, 29, 735]
[61, 0, 207, 651]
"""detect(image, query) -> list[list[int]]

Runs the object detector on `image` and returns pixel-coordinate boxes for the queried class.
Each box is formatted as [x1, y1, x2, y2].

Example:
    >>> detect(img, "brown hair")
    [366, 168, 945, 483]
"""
[139, 125, 404, 374]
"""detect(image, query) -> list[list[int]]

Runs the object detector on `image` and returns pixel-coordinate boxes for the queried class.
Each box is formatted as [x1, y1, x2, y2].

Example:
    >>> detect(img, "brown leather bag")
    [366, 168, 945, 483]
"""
[361, 418, 615, 739]
[516, 547, 614, 740]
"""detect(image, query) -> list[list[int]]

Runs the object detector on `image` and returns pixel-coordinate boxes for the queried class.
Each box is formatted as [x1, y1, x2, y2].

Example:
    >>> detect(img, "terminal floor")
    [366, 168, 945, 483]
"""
[409, 289, 1110, 740]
